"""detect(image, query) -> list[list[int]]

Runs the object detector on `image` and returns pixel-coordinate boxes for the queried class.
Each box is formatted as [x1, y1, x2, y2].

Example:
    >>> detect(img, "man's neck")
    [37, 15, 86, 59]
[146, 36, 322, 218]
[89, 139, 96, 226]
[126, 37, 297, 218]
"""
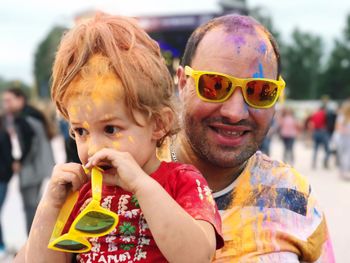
[175, 134, 247, 192]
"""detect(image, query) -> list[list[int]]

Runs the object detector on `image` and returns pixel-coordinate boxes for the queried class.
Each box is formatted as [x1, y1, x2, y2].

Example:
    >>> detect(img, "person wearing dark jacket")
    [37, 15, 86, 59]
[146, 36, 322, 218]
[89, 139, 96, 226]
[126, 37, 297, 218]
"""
[0, 121, 14, 254]
[2, 87, 54, 234]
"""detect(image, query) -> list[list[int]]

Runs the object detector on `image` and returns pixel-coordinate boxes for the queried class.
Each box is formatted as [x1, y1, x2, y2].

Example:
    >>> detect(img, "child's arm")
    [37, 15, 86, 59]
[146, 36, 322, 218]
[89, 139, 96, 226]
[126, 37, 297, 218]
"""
[14, 163, 87, 263]
[86, 149, 217, 263]
[135, 177, 217, 263]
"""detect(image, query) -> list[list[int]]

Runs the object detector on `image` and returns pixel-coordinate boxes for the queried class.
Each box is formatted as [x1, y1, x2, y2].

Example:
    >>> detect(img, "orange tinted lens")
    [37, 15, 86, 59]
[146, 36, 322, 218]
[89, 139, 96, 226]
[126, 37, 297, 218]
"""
[198, 74, 232, 101]
[245, 80, 278, 107]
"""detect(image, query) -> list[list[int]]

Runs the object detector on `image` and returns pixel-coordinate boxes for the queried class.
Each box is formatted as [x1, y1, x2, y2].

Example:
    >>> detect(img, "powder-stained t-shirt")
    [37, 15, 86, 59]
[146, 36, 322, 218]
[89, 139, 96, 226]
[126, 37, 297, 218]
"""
[64, 161, 223, 263]
[212, 151, 335, 263]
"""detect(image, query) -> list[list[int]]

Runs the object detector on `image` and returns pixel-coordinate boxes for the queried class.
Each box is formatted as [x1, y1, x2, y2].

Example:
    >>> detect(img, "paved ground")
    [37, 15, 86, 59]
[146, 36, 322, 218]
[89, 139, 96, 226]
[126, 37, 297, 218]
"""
[2, 136, 349, 262]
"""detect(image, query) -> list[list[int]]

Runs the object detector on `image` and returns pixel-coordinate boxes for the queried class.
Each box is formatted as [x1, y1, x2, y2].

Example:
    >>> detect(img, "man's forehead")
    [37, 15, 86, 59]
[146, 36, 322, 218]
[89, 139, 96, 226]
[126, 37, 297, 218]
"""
[192, 27, 277, 77]
[200, 26, 271, 51]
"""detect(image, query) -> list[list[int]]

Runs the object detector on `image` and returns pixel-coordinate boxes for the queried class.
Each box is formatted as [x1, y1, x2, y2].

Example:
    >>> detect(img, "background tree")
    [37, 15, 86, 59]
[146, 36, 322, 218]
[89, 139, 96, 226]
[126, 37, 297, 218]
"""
[320, 14, 350, 100]
[34, 26, 67, 98]
[283, 29, 323, 99]
[249, 7, 282, 46]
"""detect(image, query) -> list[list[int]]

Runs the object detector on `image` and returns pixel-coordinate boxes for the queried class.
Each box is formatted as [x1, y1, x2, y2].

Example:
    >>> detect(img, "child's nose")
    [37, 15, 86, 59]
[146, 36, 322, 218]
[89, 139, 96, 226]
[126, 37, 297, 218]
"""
[87, 137, 105, 157]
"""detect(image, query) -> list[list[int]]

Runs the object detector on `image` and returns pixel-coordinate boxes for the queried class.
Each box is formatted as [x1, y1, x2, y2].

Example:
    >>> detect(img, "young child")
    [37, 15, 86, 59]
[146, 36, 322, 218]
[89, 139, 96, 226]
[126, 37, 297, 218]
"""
[14, 13, 223, 263]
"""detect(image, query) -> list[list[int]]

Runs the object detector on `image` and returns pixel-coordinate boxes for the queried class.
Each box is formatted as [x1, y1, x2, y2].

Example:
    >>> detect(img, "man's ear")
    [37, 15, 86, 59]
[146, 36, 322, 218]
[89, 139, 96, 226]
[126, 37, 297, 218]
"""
[176, 66, 187, 95]
[152, 107, 174, 142]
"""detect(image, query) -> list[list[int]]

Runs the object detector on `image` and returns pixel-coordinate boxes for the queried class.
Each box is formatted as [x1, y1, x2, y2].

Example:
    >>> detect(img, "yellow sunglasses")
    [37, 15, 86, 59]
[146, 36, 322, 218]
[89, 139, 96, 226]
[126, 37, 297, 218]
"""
[185, 66, 285, 109]
[48, 167, 119, 253]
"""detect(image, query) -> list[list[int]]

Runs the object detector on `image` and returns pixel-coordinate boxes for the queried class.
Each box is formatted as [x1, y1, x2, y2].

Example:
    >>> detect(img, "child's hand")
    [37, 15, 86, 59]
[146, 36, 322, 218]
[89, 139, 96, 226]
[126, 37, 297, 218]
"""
[45, 163, 88, 208]
[85, 148, 149, 193]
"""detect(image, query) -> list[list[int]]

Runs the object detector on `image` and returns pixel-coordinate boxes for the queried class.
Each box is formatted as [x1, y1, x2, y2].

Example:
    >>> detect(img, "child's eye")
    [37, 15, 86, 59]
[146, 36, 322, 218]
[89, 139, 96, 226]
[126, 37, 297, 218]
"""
[104, 125, 119, 135]
[73, 128, 88, 137]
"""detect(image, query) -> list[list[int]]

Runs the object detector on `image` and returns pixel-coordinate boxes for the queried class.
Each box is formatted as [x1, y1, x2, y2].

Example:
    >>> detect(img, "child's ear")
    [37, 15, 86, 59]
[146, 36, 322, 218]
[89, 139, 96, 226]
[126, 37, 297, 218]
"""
[152, 107, 174, 142]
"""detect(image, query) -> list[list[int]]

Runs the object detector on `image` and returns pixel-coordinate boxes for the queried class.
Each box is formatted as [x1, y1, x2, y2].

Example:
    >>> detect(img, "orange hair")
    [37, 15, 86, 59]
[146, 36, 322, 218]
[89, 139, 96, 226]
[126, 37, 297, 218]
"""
[51, 12, 178, 142]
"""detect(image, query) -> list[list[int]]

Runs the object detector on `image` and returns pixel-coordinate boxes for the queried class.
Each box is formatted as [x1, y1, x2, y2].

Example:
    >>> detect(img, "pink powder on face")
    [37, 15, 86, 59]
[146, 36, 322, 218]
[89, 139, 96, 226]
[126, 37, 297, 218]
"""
[227, 35, 246, 54]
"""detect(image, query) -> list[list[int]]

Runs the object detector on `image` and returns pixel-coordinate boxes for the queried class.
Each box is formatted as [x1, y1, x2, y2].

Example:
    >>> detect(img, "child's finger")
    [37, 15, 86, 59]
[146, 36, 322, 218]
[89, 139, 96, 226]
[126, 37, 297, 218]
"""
[86, 148, 118, 168]
[52, 163, 88, 190]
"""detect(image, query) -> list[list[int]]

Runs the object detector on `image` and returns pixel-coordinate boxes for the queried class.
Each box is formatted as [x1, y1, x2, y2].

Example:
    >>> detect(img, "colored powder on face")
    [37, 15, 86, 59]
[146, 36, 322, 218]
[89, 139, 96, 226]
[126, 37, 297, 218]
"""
[227, 35, 246, 54]
[113, 141, 120, 149]
[252, 63, 264, 78]
[65, 55, 125, 114]
[82, 121, 89, 129]
[258, 41, 267, 54]
[128, 136, 134, 143]
[68, 105, 78, 119]
[115, 133, 123, 138]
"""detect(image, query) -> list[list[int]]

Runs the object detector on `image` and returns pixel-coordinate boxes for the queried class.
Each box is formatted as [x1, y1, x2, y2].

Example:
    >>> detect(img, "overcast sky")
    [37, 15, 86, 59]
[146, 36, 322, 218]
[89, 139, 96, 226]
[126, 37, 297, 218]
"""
[1, 0, 349, 85]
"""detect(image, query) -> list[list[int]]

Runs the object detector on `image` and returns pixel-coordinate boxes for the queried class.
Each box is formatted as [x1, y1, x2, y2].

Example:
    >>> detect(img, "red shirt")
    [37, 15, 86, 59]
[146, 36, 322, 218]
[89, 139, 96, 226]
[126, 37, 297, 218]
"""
[310, 109, 327, 130]
[64, 162, 223, 262]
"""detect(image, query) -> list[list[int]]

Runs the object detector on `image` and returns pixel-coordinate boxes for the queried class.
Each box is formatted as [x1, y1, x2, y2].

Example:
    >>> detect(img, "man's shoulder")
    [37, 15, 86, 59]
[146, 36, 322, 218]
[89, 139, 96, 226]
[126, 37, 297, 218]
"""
[248, 151, 310, 194]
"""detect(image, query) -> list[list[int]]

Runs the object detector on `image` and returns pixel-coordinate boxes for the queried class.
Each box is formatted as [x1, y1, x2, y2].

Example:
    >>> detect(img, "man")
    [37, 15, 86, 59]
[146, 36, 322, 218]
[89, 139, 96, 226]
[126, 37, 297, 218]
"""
[166, 14, 335, 262]
[2, 87, 54, 234]
[309, 105, 330, 169]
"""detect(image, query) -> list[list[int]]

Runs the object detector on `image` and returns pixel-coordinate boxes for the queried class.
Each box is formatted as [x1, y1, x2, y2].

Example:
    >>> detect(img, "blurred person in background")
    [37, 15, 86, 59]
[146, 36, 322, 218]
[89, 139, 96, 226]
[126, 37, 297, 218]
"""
[259, 117, 278, 156]
[334, 99, 350, 180]
[1, 87, 55, 234]
[309, 105, 330, 169]
[278, 107, 300, 165]
[0, 116, 14, 259]
[323, 95, 339, 166]
[57, 116, 80, 163]
[161, 14, 335, 262]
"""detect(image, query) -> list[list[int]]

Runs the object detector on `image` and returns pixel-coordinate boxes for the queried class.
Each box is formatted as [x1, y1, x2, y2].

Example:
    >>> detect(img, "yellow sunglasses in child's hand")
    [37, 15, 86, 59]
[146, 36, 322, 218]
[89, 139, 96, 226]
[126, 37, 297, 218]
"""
[48, 167, 119, 253]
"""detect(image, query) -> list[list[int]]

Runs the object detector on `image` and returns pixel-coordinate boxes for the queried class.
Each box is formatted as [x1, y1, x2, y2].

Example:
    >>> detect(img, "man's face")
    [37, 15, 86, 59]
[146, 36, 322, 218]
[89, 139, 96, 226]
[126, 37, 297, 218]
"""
[2, 91, 24, 114]
[178, 26, 278, 168]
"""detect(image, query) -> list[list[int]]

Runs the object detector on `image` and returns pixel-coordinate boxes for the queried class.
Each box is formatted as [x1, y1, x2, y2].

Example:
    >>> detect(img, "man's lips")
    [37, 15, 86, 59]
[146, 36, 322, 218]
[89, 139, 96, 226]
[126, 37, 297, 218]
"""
[207, 123, 252, 146]
[209, 123, 251, 137]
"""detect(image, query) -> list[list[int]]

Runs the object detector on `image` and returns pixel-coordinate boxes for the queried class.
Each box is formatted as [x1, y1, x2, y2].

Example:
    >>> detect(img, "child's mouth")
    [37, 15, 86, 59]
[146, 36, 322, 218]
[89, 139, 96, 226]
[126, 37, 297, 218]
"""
[100, 164, 112, 170]
[99, 164, 115, 174]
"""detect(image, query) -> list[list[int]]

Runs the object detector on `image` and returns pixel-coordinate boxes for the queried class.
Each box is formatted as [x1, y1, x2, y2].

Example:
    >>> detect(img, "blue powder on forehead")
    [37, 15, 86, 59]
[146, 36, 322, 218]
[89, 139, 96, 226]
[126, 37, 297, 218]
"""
[252, 63, 264, 78]
[258, 41, 267, 54]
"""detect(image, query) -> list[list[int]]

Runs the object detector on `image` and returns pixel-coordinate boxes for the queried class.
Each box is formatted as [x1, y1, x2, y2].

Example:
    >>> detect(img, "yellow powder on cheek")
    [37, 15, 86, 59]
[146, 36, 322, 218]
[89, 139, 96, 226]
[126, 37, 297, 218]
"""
[128, 136, 135, 144]
[112, 141, 120, 149]
[115, 133, 123, 138]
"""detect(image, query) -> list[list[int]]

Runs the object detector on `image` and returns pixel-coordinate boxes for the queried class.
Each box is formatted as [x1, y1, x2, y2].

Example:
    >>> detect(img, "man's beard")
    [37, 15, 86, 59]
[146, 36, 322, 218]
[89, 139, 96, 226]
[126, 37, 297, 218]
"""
[183, 114, 266, 168]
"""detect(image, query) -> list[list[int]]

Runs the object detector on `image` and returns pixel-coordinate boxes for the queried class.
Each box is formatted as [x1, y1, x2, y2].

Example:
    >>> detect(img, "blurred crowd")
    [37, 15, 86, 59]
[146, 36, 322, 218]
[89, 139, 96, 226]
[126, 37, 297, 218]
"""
[260, 96, 350, 180]
[0, 86, 78, 260]
[0, 85, 349, 260]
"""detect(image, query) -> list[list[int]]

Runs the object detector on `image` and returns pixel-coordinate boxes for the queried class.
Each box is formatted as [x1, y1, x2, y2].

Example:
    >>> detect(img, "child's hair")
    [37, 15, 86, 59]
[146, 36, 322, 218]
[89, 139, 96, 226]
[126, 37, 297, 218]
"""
[51, 12, 178, 145]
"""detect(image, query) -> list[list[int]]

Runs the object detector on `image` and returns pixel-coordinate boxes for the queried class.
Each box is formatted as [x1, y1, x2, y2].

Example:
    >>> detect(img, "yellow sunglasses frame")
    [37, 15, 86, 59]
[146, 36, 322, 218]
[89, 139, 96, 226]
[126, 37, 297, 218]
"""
[185, 66, 286, 109]
[48, 167, 119, 253]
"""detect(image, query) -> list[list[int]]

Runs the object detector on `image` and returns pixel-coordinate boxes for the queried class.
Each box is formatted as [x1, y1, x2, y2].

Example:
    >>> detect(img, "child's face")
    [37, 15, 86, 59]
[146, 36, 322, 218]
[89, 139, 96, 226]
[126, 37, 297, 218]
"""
[65, 78, 159, 171]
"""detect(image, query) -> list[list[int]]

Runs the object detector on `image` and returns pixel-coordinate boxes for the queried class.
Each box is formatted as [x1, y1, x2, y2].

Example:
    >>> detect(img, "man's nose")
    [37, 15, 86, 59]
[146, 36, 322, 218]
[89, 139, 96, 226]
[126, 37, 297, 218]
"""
[219, 87, 249, 122]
